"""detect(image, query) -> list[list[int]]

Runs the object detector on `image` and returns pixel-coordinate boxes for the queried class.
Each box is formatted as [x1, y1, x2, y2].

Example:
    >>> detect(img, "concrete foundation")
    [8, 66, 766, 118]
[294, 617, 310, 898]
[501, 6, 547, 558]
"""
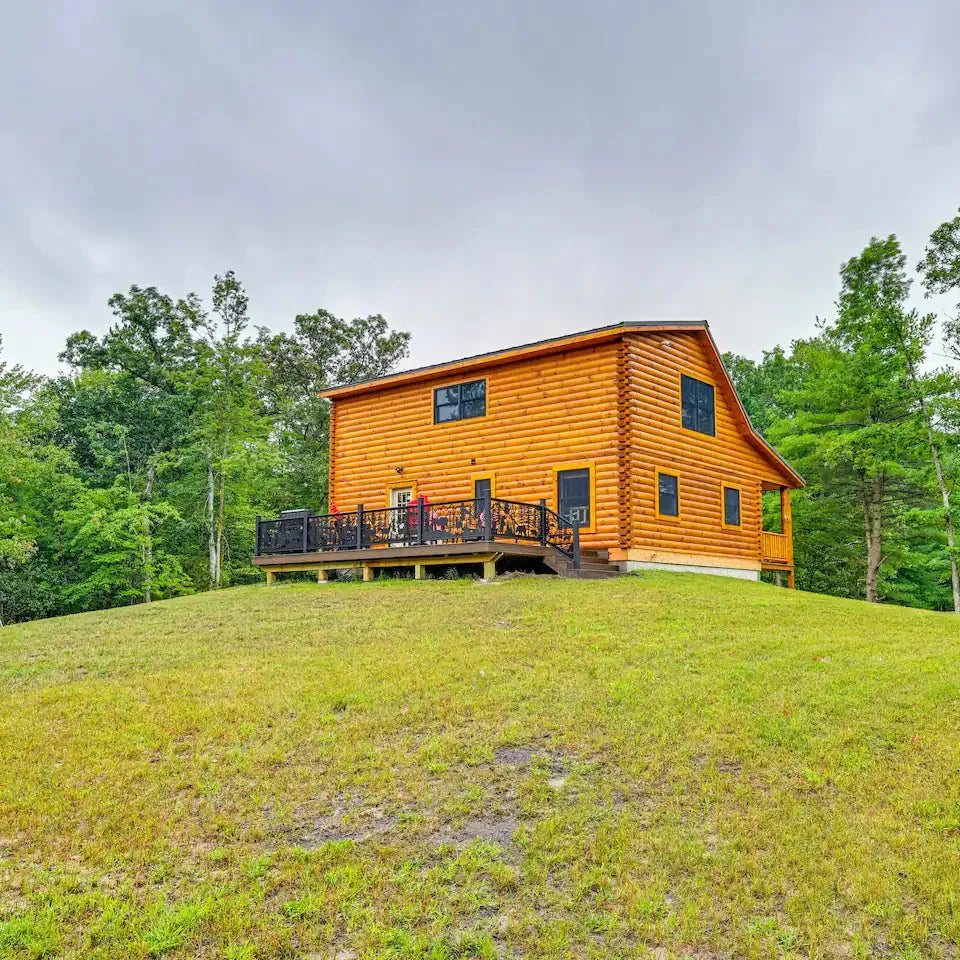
[627, 560, 760, 581]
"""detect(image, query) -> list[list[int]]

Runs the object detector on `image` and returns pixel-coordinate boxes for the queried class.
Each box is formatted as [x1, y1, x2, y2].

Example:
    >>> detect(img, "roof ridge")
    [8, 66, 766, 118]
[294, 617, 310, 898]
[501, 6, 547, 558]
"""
[321, 320, 707, 397]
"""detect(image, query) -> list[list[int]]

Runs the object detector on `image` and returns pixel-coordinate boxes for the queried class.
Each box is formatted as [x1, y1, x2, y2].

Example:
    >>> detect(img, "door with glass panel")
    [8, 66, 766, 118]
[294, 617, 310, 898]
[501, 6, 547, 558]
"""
[473, 478, 491, 537]
[556, 468, 590, 527]
[389, 487, 413, 543]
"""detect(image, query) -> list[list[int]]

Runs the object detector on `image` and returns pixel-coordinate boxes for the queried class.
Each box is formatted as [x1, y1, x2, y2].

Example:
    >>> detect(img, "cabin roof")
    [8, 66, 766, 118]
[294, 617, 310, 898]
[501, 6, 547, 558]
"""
[320, 321, 704, 397]
[319, 320, 803, 488]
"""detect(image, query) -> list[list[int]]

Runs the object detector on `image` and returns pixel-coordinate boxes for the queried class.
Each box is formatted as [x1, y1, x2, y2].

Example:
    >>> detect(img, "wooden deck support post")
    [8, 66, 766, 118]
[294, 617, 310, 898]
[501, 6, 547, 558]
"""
[317, 568, 328, 583]
[483, 557, 496, 579]
[362, 564, 373, 583]
[265, 570, 276, 585]
[414, 563, 425, 581]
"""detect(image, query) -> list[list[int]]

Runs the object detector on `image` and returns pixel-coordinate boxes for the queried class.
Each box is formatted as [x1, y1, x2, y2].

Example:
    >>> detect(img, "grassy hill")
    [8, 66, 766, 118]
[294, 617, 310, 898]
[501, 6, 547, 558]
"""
[1, 573, 959, 960]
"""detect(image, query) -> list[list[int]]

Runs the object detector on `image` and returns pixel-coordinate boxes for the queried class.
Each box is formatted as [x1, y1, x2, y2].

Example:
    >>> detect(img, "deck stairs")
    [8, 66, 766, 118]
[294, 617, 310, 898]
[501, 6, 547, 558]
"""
[543, 548, 627, 580]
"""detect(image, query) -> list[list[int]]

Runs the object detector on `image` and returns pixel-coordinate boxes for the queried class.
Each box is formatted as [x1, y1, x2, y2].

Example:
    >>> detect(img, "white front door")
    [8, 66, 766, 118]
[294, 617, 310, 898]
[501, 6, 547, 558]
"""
[389, 487, 413, 542]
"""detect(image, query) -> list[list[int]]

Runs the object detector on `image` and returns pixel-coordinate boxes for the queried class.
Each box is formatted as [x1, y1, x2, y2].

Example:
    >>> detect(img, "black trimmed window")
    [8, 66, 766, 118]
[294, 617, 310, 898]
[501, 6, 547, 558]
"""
[681, 374, 715, 436]
[723, 486, 741, 527]
[434, 379, 486, 423]
[557, 468, 590, 527]
[658, 472, 679, 517]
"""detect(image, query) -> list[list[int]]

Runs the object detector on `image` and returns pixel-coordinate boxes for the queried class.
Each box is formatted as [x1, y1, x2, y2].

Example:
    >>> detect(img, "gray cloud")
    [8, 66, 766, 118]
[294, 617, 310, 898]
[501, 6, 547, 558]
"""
[2, 0, 958, 374]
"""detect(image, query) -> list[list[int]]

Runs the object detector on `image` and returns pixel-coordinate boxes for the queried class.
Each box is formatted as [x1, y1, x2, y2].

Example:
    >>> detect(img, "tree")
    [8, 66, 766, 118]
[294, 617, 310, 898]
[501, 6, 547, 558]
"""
[187, 272, 272, 589]
[258, 310, 410, 510]
[1, 278, 411, 623]
[59, 286, 205, 602]
[765, 245, 921, 603]
[0, 342, 79, 623]
[0, 335, 40, 569]
[722, 346, 800, 437]
[753, 236, 960, 608]
[58, 482, 189, 611]
[839, 235, 960, 612]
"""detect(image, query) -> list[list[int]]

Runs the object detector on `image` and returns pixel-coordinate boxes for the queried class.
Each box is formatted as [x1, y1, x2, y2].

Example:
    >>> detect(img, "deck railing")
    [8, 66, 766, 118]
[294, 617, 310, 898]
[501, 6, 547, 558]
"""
[256, 496, 580, 567]
[761, 530, 791, 564]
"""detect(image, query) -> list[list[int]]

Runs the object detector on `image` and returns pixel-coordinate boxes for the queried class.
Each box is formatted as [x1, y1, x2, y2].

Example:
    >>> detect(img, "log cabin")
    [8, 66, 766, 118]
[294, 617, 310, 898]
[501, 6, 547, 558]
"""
[253, 321, 802, 584]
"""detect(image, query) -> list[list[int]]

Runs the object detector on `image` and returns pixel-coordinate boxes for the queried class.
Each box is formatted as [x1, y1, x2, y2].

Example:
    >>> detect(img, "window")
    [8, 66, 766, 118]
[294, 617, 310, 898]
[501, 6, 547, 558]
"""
[434, 379, 486, 423]
[657, 471, 679, 518]
[557, 468, 590, 527]
[681, 374, 715, 436]
[722, 485, 741, 528]
[474, 477, 491, 501]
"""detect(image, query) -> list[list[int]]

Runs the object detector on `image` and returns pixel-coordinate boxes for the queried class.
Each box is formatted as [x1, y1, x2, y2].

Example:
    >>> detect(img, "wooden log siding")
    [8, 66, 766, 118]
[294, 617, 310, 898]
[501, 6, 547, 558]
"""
[328, 342, 622, 549]
[325, 324, 800, 571]
[621, 331, 792, 565]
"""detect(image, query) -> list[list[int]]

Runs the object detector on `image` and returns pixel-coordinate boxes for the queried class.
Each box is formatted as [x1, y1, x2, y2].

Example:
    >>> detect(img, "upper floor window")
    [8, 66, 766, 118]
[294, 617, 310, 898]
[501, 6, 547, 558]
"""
[434, 379, 486, 423]
[681, 374, 715, 437]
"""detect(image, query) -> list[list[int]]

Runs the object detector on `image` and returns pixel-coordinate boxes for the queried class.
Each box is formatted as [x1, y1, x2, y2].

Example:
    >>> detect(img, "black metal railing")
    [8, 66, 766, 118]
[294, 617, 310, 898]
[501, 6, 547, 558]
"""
[255, 496, 580, 567]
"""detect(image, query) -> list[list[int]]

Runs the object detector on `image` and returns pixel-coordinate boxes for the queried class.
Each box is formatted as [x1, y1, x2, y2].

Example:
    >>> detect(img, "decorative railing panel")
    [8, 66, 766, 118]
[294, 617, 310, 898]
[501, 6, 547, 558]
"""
[257, 517, 307, 554]
[543, 505, 575, 558]
[491, 499, 543, 543]
[256, 496, 580, 567]
[421, 498, 486, 542]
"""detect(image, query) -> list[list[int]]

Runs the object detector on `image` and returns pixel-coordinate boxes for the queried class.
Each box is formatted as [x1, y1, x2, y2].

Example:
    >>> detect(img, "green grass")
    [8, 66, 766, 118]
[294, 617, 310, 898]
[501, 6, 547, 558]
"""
[1, 572, 959, 959]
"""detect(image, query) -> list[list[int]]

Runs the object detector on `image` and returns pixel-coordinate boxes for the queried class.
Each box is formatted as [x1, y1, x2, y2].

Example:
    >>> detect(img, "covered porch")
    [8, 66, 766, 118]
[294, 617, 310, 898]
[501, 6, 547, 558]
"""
[761, 484, 795, 588]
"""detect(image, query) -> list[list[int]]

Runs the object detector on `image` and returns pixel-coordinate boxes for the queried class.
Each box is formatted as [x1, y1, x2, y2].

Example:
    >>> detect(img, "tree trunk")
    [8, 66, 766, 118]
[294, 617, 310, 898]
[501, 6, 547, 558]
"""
[864, 474, 884, 603]
[141, 459, 156, 604]
[891, 327, 960, 613]
[207, 456, 220, 589]
[921, 408, 960, 613]
[216, 459, 227, 589]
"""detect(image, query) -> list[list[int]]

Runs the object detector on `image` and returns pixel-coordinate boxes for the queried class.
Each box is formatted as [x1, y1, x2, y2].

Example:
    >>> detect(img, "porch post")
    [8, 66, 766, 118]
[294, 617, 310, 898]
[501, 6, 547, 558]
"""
[781, 487, 795, 589]
[255, 516, 261, 557]
[301, 515, 308, 554]
[416, 497, 424, 545]
[356, 504, 364, 550]
[483, 494, 493, 541]
[572, 519, 581, 569]
[539, 499, 547, 547]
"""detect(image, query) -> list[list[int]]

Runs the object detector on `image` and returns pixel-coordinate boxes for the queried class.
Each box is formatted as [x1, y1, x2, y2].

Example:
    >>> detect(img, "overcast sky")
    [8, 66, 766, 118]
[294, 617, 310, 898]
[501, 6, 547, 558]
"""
[2, 1, 958, 375]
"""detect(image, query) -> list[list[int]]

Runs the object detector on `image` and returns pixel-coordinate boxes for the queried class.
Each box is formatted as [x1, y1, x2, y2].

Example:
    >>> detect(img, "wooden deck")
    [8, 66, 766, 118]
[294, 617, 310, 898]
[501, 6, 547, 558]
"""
[252, 539, 561, 582]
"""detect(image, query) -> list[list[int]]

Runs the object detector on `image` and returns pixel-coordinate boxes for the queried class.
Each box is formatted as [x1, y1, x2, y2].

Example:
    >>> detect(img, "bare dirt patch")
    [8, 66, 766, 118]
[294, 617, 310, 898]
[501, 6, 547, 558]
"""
[285, 803, 397, 849]
[494, 745, 535, 766]
[493, 743, 573, 774]
[447, 814, 518, 848]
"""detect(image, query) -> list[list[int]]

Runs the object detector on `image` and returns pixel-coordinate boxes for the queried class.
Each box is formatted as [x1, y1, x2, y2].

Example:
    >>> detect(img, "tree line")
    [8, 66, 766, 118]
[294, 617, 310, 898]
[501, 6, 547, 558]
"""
[725, 209, 960, 611]
[0, 273, 409, 623]
[4, 209, 960, 622]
